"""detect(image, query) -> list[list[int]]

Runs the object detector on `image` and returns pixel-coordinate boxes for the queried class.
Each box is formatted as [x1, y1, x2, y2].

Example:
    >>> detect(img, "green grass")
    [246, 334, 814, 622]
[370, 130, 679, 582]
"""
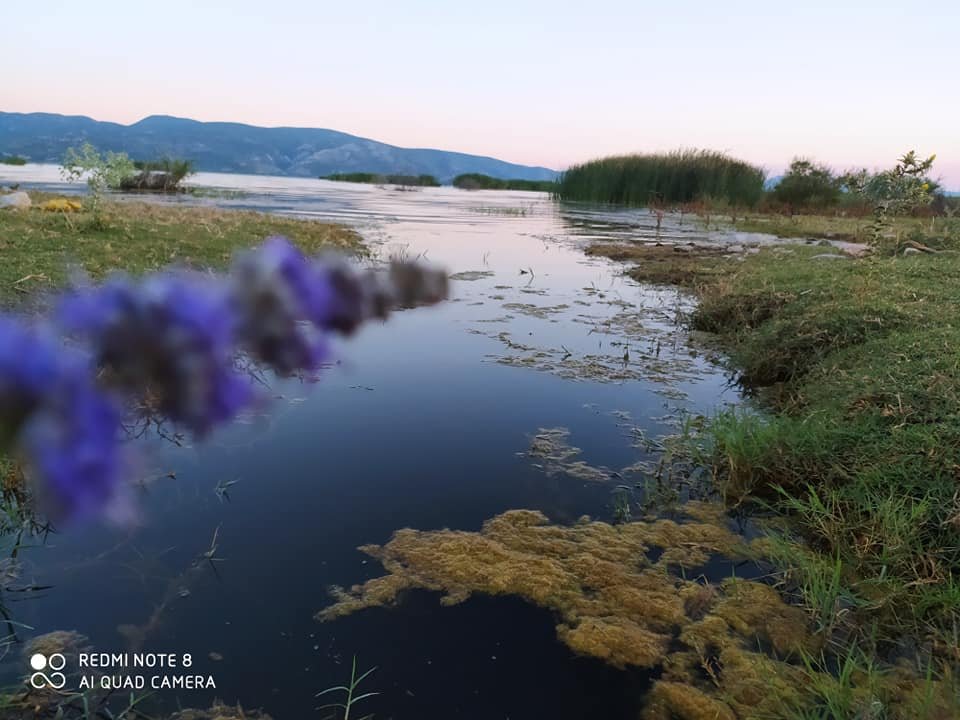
[686, 245, 960, 665]
[556, 149, 766, 207]
[731, 211, 960, 247]
[0, 192, 363, 302]
[452, 173, 556, 192]
[323, 172, 440, 187]
[0, 156, 27, 166]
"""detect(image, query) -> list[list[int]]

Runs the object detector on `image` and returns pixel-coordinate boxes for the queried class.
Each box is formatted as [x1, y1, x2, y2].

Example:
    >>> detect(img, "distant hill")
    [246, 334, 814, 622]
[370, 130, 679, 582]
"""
[0, 112, 558, 184]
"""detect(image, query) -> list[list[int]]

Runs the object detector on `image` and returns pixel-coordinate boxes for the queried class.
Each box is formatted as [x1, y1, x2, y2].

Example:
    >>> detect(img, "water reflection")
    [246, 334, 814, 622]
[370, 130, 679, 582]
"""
[0, 166, 742, 719]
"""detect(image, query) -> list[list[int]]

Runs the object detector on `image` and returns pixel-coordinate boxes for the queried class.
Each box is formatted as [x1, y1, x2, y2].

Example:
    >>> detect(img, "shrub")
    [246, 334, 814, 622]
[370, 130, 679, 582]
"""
[772, 159, 841, 213]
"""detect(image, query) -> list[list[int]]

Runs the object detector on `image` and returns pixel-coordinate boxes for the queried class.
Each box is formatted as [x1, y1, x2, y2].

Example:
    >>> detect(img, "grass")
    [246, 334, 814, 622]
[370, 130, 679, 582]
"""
[452, 173, 557, 192]
[0, 192, 363, 302]
[595, 226, 960, 690]
[731, 210, 960, 247]
[323, 172, 440, 187]
[691, 246, 960, 662]
[556, 149, 766, 207]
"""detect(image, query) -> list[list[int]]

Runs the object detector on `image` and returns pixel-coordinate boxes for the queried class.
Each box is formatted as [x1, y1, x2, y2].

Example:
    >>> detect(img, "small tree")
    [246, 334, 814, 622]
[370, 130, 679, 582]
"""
[840, 151, 937, 243]
[61, 143, 136, 222]
[772, 158, 841, 214]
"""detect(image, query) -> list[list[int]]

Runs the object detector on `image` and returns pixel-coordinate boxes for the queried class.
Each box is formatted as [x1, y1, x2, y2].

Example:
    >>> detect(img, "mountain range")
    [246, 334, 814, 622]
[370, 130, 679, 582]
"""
[0, 112, 558, 184]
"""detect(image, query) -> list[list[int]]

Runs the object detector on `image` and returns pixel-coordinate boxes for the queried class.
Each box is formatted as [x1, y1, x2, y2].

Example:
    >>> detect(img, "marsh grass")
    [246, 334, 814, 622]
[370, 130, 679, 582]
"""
[0, 193, 363, 302]
[583, 242, 728, 286]
[684, 246, 960, 665]
[556, 149, 766, 207]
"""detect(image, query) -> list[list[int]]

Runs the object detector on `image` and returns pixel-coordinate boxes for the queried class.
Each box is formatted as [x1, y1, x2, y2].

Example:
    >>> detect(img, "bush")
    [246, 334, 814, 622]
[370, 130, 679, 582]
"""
[772, 159, 841, 213]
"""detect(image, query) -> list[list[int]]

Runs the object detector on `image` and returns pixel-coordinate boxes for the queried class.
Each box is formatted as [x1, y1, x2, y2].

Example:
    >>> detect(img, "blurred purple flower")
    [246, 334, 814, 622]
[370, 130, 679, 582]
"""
[57, 272, 252, 435]
[0, 317, 62, 434]
[1, 237, 448, 524]
[229, 237, 332, 375]
[0, 317, 122, 523]
[21, 366, 122, 522]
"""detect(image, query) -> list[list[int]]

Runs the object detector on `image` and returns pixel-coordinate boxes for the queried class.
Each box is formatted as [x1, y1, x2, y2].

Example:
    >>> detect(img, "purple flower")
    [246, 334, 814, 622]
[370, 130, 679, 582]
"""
[0, 318, 62, 435]
[57, 272, 252, 435]
[0, 316, 122, 523]
[229, 237, 332, 375]
[21, 364, 122, 522]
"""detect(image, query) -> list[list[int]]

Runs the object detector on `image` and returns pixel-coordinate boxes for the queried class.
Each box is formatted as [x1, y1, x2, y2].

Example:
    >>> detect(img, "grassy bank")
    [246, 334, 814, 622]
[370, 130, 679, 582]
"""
[729, 211, 960, 247]
[557, 150, 766, 207]
[591, 239, 960, 694]
[0, 193, 362, 302]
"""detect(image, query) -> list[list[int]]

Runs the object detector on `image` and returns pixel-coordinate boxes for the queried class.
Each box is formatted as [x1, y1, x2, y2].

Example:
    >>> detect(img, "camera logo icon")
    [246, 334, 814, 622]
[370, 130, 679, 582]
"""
[29, 653, 67, 690]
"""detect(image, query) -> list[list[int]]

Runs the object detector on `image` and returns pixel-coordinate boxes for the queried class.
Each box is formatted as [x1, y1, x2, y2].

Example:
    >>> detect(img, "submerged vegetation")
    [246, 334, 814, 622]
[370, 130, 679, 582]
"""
[320, 505, 958, 718]
[323, 172, 440, 187]
[556, 150, 767, 207]
[452, 173, 557, 192]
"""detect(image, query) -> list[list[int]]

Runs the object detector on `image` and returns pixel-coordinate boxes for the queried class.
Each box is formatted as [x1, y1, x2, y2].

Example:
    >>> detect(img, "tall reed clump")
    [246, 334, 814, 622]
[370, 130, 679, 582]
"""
[556, 149, 766, 208]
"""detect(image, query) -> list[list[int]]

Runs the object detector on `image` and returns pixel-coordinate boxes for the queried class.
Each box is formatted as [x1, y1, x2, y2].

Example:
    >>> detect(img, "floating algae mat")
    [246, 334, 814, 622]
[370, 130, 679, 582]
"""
[319, 503, 956, 718]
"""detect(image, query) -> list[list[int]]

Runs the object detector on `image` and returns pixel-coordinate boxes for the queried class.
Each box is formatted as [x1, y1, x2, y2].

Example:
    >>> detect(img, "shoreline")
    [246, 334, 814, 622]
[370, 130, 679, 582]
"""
[590, 232, 960, 684]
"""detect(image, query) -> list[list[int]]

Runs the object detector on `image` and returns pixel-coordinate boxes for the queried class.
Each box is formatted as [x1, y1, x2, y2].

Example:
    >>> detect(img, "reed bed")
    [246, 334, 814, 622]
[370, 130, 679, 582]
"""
[556, 149, 766, 207]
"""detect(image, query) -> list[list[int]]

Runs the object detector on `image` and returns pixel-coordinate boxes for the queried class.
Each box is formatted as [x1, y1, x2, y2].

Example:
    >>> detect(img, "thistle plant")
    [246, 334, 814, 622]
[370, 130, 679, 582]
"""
[0, 237, 447, 523]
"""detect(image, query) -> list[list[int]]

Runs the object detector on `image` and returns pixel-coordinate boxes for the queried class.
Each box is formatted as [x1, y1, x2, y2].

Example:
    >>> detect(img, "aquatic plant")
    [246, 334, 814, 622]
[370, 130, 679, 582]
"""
[556, 150, 766, 208]
[0, 237, 447, 522]
[318, 506, 958, 718]
[316, 656, 378, 720]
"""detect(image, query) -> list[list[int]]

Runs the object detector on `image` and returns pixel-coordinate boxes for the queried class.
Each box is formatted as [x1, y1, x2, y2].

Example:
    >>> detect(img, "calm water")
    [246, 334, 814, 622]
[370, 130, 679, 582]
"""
[1, 167, 745, 718]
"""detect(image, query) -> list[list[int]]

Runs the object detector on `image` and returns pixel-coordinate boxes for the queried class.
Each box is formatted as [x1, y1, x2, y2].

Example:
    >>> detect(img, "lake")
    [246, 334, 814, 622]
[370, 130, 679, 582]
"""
[0, 168, 748, 718]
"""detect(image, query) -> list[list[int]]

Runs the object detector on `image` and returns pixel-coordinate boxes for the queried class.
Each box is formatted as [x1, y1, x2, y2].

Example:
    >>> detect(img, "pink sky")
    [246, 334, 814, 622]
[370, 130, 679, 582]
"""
[4, 1, 959, 186]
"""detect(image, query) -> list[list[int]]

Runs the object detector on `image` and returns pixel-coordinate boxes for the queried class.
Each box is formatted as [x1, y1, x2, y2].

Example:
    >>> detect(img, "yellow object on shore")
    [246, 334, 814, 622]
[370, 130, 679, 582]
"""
[40, 198, 83, 212]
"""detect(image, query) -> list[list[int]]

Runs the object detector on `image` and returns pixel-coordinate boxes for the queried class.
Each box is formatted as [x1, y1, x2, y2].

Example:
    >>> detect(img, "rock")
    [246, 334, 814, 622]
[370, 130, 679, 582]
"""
[843, 245, 872, 258]
[810, 253, 848, 261]
[903, 247, 922, 256]
[0, 191, 31, 209]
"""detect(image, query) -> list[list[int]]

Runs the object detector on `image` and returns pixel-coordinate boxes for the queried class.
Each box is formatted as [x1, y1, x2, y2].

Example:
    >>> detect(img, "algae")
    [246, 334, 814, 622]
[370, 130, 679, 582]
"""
[318, 505, 957, 718]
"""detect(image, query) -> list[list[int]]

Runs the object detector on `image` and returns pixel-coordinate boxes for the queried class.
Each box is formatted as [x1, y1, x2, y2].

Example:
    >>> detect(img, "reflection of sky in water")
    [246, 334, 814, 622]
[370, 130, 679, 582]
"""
[0, 168, 743, 719]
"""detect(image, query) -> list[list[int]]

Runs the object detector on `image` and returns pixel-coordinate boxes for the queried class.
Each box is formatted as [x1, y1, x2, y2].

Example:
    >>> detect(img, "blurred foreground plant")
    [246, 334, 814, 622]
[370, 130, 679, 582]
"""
[0, 237, 447, 523]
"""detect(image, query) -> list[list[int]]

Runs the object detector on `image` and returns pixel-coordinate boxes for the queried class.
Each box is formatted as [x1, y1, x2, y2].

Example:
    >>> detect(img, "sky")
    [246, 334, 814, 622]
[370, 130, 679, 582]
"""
[4, 1, 959, 186]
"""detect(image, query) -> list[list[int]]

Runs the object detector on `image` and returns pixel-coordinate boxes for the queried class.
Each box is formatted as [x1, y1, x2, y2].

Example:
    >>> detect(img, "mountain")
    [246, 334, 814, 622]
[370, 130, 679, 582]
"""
[0, 112, 558, 183]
